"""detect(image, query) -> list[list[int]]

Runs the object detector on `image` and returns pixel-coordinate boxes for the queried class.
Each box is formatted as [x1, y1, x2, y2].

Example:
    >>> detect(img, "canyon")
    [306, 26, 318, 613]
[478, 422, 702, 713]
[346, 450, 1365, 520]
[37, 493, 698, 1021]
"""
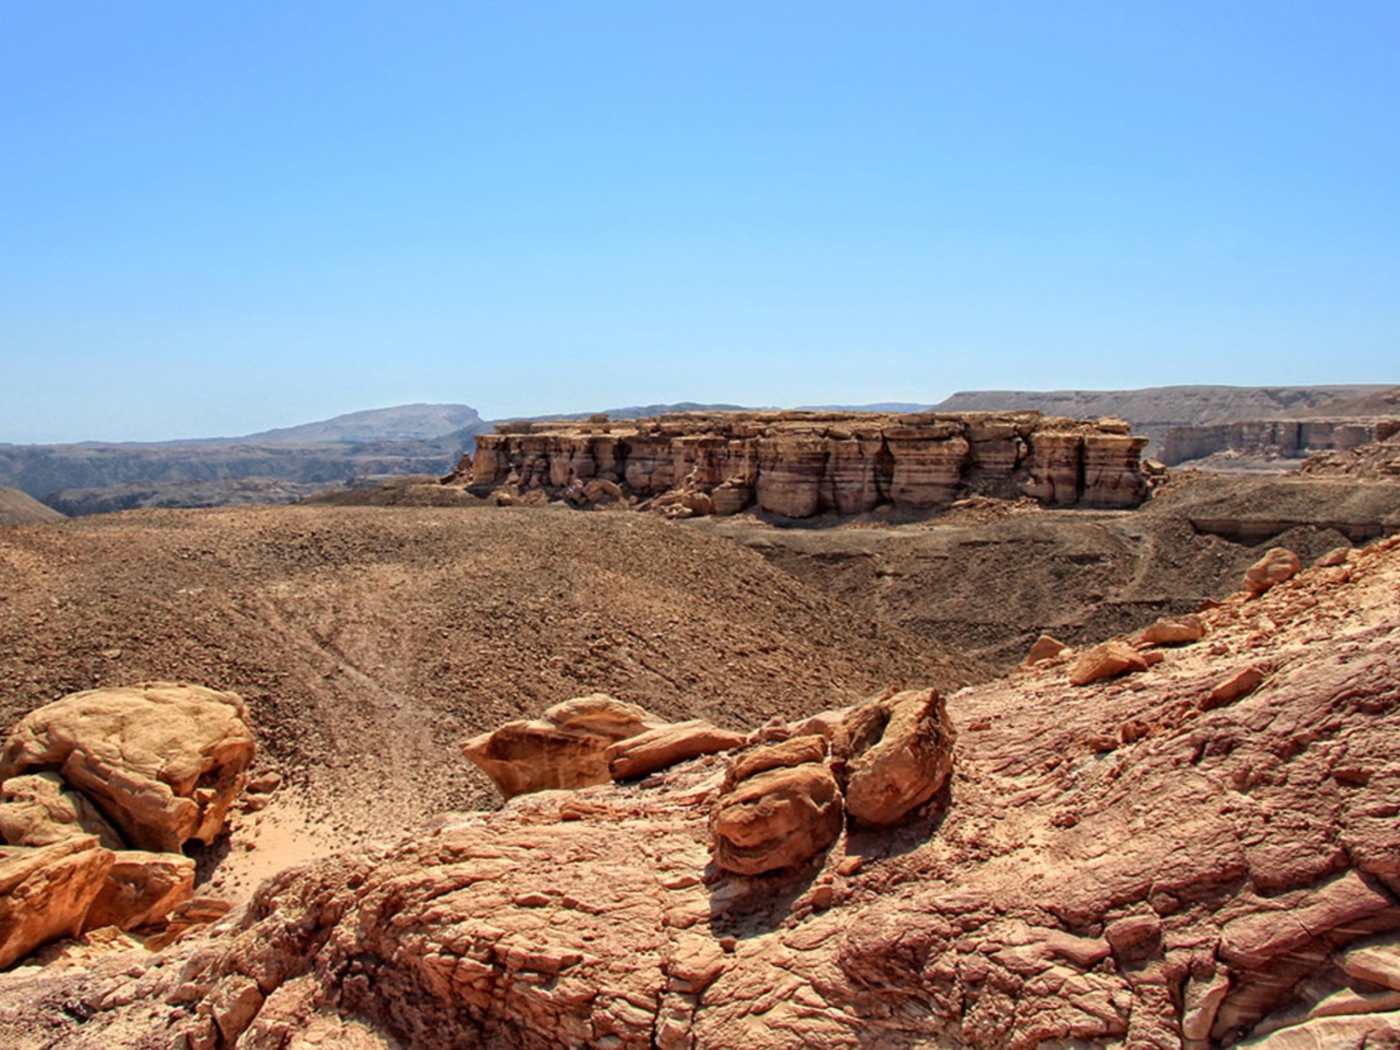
[2, 403, 1400, 1048]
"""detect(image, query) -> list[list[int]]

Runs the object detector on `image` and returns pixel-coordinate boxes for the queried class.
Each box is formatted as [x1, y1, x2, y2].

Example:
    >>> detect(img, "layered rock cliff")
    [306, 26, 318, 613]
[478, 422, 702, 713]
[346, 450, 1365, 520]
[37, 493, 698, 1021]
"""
[1162, 419, 1400, 467]
[465, 411, 1149, 517]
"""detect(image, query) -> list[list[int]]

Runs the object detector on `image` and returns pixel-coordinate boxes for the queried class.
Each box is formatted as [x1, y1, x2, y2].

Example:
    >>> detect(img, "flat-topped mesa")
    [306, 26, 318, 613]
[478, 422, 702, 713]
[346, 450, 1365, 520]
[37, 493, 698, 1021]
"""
[469, 410, 1149, 517]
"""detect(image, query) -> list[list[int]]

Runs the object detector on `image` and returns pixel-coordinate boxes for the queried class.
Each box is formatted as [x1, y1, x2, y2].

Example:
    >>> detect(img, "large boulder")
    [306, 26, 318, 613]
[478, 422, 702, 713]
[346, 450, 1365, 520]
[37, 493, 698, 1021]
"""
[832, 688, 956, 826]
[1139, 614, 1205, 646]
[462, 694, 659, 799]
[0, 683, 256, 853]
[0, 837, 114, 969]
[711, 745, 843, 876]
[1069, 640, 1150, 687]
[1245, 547, 1302, 595]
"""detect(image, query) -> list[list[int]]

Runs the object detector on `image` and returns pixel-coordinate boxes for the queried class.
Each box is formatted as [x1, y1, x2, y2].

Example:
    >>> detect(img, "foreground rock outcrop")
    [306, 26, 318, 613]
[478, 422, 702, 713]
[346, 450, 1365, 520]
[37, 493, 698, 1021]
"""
[0, 684, 253, 971]
[462, 410, 1150, 517]
[0, 683, 256, 853]
[7, 541, 1400, 1047]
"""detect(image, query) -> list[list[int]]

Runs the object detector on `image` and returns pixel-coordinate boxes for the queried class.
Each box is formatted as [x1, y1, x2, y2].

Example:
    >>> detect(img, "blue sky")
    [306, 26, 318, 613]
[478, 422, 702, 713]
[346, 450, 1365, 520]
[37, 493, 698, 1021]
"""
[2, 2, 1397, 442]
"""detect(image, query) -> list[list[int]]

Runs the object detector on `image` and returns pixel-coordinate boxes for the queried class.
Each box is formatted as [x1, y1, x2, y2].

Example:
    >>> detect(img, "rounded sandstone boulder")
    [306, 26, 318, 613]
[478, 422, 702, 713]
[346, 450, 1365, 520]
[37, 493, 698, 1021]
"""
[832, 688, 956, 826]
[1244, 547, 1302, 596]
[0, 683, 256, 854]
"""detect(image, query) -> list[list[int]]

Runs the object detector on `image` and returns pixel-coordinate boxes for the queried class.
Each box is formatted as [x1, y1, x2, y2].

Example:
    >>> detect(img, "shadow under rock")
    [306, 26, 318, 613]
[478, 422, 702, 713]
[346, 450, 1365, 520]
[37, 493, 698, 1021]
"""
[844, 781, 954, 865]
[706, 782, 955, 941]
[186, 826, 232, 887]
[705, 862, 822, 941]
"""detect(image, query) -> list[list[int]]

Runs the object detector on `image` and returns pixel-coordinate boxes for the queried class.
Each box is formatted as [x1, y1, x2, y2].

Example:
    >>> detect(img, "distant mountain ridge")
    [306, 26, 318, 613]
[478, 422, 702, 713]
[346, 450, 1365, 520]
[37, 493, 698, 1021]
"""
[237, 403, 483, 444]
[0, 403, 489, 505]
[933, 385, 1394, 454]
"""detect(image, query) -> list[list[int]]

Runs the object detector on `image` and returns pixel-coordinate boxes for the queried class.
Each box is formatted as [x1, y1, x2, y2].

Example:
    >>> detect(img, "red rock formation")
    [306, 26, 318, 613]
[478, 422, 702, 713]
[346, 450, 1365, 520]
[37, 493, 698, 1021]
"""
[11, 541, 1400, 1046]
[466, 411, 1149, 517]
[0, 683, 256, 853]
[0, 683, 253, 969]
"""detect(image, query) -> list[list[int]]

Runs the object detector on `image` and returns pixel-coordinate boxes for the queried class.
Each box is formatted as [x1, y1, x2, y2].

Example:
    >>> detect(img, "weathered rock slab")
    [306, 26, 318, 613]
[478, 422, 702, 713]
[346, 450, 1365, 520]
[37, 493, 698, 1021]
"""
[0, 836, 114, 970]
[711, 760, 843, 875]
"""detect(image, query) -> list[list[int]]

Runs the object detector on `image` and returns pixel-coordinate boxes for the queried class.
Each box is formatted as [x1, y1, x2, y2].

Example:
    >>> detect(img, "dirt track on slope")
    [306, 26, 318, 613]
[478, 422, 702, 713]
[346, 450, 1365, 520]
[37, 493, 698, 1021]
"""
[0, 504, 986, 893]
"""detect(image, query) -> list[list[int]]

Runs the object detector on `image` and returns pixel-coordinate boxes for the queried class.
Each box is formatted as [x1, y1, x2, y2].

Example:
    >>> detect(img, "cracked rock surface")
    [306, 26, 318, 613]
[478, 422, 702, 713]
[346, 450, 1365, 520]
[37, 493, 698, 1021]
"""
[4, 537, 1400, 1046]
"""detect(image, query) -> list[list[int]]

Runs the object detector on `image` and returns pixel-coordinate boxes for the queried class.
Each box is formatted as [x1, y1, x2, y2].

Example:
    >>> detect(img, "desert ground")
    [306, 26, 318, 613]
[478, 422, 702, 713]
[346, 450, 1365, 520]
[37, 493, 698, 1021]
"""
[3, 423, 1400, 1048]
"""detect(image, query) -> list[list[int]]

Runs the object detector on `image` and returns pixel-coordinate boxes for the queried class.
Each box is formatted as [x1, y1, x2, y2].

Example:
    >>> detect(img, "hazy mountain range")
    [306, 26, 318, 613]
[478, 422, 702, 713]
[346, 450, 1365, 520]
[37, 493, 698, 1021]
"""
[3, 387, 1395, 516]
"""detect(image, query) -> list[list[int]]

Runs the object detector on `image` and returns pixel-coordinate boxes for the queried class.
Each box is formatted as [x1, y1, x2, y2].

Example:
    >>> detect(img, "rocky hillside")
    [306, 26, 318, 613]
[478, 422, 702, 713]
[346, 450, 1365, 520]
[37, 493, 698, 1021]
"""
[0, 404, 487, 506]
[0, 504, 987, 875]
[3, 533, 1400, 1047]
[43, 478, 342, 517]
[0, 486, 64, 526]
[1302, 431, 1400, 480]
[697, 471, 1400, 665]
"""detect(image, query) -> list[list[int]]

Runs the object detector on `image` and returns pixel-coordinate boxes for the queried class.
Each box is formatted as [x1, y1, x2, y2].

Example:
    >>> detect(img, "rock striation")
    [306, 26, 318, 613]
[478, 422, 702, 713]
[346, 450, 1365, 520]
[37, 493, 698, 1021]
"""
[1162, 418, 1400, 467]
[464, 411, 1150, 517]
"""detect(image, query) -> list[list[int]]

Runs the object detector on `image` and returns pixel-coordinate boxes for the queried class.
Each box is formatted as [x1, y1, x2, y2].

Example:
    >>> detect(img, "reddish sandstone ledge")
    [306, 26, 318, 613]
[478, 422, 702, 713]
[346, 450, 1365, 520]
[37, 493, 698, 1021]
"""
[463, 410, 1149, 518]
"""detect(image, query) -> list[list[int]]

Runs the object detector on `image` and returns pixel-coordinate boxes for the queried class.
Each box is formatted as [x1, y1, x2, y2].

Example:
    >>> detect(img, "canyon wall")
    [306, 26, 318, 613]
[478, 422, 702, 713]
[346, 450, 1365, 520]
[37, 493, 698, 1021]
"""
[467, 411, 1149, 517]
[1162, 418, 1400, 467]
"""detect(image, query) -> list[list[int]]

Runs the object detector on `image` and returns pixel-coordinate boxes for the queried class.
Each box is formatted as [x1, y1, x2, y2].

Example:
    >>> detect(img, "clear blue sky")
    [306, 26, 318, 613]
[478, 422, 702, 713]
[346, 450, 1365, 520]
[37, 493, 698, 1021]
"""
[2, 2, 1397, 442]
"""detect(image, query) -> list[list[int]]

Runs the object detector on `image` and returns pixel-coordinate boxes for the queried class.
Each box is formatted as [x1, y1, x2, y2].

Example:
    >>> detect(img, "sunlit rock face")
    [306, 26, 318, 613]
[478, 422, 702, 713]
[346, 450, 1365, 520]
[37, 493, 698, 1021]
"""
[468, 410, 1149, 517]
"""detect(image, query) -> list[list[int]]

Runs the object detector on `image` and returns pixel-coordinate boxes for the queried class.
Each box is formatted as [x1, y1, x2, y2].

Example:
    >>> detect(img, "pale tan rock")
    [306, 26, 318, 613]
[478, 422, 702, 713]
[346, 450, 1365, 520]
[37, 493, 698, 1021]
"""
[1023, 634, 1068, 665]
[0, 836, 114, 969]
[724, 735, 827, 790]
[83, 849, 195, 931]
[1220, 871, 1394, 969]
[461, 719, 616, 799]
[1183, 969, 1231, 1042]
[543, 694, 656, 740]
[1307, 984, 1400, 1020]
[1069, 640, 1150, 686]
[789, 707, 852, 740]
[0, 771, 123, 849]
[833, 688, 955, 826]
[208, 974, 266, 1045]
[1139, 613, 1205, 646]
[1236, 1009, 1400, 1048]
[710, 762, 843, 875]
[1343, 932, 1400, 991]
[462, 695, 662, 799]
[1202, 665, 1266, 710]
[607, 720, 746, 780]
[1245, 547, 1302, 595]
[1315, 546, 1351, 568]
[0, 683, 255, 853]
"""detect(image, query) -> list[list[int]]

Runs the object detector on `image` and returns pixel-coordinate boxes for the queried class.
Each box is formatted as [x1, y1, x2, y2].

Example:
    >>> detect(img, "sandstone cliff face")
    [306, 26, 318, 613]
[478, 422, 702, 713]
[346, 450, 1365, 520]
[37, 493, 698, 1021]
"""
[11, 539, 1400, 1048]
[466, 411, 1149, 517]
[1161, 418, 1400, 467]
